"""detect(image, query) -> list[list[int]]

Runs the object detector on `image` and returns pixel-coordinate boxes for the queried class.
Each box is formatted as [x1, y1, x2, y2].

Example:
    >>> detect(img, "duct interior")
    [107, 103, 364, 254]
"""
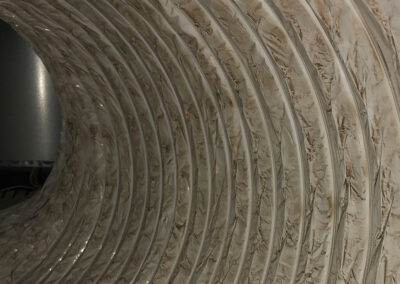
[1, 0, 400, 283]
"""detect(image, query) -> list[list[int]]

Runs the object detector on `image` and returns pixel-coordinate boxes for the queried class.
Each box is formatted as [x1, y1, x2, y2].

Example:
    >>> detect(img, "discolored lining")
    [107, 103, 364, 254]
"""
[1, 0, 400, 283]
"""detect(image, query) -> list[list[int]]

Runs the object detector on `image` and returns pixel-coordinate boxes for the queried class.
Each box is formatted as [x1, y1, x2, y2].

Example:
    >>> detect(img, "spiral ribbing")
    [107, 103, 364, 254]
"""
[1, 0, 400, 283]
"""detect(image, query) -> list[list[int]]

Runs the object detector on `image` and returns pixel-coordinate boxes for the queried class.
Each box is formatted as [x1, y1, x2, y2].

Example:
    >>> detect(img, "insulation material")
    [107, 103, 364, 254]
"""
[0, 0, 400, 283]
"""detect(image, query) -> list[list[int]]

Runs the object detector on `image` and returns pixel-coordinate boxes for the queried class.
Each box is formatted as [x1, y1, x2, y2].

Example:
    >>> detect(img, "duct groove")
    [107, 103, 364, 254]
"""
[1, 0, 400, 283]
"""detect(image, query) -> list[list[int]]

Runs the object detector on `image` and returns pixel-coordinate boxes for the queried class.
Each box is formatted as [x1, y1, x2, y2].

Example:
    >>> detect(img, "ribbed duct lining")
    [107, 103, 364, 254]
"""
[1, 0, 400, 283]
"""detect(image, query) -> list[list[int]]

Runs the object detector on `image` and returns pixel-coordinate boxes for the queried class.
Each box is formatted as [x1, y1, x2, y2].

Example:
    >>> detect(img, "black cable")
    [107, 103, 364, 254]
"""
[0, 185, 35, 192]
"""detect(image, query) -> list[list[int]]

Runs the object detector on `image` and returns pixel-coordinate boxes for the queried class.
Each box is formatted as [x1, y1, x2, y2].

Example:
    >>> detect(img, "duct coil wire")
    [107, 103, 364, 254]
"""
[0, 0, 400, 283]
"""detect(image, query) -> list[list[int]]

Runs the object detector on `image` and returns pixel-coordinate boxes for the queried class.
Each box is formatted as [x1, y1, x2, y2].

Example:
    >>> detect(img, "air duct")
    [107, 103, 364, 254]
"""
[1, 0, 400, 283]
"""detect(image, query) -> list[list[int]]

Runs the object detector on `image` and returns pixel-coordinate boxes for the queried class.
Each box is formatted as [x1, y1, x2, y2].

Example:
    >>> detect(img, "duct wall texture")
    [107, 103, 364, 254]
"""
[1, 0, 400, 283]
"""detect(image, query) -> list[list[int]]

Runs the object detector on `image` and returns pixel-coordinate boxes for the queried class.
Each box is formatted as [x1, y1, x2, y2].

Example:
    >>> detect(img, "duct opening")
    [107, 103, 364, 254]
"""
[0, 19, 61, 210]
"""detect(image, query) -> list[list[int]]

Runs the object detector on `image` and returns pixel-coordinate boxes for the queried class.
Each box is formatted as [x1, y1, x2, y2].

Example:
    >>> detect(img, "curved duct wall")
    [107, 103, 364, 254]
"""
[1, 0, 400, 283]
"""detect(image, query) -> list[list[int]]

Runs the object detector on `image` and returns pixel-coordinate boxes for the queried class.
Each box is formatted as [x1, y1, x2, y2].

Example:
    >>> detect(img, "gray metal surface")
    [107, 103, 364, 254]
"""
[0, 20, 60, 166]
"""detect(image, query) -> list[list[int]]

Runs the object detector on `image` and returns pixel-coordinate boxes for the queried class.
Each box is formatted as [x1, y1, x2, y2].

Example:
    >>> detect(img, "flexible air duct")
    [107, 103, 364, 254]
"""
[1, 0, 400, 283]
